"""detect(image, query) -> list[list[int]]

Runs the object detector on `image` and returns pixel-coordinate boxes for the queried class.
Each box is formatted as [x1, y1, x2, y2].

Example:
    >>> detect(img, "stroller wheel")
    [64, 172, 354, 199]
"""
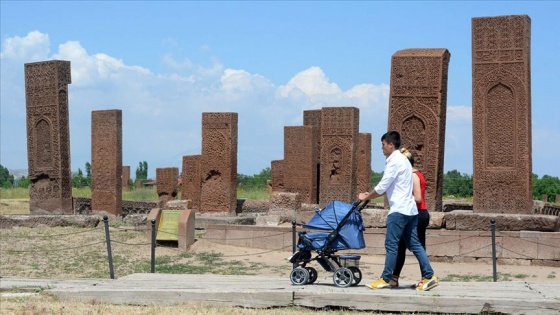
[333, 267, 354, 288]
[305, 267, 318, 284]
[290, 267, 310, 285]
[349, 267, 362, 286]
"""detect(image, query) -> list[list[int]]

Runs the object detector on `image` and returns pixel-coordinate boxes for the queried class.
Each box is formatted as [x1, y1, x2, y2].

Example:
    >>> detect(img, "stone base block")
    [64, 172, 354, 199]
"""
[0, 215, 100, 228]
[178, 210, 195, 250]
[268, 192, 302, 218]
[444, 210, 559, 231]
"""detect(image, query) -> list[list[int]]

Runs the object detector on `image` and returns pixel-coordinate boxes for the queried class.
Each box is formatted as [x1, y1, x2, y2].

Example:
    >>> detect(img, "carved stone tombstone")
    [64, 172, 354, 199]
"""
[387, 49, 450, 212]
[283, 126, 318, 204]
[156, 167, 179, 205]
[271, 160, 285, 192]
[25, 60, 73, 214]
[91, 110, 122, 215]
[181, 155, 201, 209]
[357, 133, 372, 193]
[319, 107, 359, 206]
[472, 15, 532, 214]
[200, 113, 238, 213]
[122, 166, 130, 191]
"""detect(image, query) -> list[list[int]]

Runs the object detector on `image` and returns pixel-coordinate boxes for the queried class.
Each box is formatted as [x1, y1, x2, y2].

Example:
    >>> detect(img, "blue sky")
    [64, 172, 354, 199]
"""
[1, 1, 559, 179]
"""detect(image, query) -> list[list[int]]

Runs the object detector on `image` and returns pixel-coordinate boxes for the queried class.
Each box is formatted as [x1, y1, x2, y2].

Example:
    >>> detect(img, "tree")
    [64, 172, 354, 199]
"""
[15, 176, 31, 188]
[533, 174, 560, 202]
[237, 168, 271, 189]
[72, 168, 88, 188]
[85, 162, 91, 178]
[0, 164, 14, 188]
[443, 170, 473, 198]
[135, 161, 149, 181]
[370, 170, 383, 188]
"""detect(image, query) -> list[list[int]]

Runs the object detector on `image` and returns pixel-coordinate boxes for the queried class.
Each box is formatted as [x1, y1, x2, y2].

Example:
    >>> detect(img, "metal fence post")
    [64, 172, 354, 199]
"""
[103, 215, 114, 279]
[491, 217, 497, 282]
[151, 219, 156, 273]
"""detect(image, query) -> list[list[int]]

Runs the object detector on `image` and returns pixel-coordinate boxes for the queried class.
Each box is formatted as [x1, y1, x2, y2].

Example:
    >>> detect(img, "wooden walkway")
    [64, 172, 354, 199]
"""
[1, 274, 559, 314]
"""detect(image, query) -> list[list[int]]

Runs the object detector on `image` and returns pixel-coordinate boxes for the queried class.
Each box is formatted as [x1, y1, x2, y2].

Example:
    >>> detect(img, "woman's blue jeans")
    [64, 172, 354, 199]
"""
[381, 212, 434, 282]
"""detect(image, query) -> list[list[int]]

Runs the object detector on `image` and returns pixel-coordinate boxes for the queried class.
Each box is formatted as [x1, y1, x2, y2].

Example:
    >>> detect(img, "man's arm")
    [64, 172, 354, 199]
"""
[358, 190, 382, 201]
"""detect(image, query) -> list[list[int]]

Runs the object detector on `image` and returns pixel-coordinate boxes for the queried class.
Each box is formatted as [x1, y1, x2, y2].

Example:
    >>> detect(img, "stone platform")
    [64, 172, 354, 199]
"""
[1, 274, 558, 314]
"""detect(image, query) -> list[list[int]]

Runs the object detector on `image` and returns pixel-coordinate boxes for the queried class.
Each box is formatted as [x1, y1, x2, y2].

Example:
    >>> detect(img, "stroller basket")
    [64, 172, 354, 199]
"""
[339, 255, 360, 268]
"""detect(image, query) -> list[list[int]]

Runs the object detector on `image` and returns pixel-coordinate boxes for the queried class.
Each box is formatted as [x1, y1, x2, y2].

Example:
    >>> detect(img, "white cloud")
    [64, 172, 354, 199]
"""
[0, 30, 50, 61]
[0, 31, 392, 176]
[277, 66, 341, 97]
[447, 105, 471, 122]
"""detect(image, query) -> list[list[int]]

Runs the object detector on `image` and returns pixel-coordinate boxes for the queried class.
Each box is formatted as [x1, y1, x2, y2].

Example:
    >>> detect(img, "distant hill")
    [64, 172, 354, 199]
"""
[9, 169, 28, 179]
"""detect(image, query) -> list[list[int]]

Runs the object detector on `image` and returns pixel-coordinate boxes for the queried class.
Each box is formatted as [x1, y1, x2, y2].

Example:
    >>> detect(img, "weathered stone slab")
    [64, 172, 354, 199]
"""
[387, 48, 450, 212]
[0, 215, 100, 228]
[194, 215, 255, 229]
[472, 15, 533, 214]
[268, 192, 302, 219]
[91, 110, 122, 216]
[25, 60, 73, 214]
[178, 210, 195, 250]
[361, 209, 444, 229]
[444, 210, 559, 231]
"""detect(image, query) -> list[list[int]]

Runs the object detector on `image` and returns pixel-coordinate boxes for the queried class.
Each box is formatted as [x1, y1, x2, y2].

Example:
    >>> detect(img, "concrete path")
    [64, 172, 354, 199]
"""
[1, 274, 559, 314]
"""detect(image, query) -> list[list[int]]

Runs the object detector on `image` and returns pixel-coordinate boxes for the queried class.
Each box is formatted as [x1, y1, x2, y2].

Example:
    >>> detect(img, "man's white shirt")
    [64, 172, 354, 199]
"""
[373, 149, 418, 216]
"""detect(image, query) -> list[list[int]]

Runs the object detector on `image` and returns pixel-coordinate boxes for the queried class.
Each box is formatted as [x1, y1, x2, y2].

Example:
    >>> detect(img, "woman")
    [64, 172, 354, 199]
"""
[389, 148, 429, 288]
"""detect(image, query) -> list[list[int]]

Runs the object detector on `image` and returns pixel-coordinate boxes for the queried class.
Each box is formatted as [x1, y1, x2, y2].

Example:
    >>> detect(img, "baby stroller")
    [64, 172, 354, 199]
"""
[288, 200, 368, 287]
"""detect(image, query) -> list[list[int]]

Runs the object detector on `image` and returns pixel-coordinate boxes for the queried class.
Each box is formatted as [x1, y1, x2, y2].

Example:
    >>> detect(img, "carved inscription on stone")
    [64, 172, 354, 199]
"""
[283, 126, 318, 204]
[156, 167, 178, 205]
[200, 113, 238, 213]
[91, 110, 122, 215]
[472, 15, 532, 214]
[182, 155, 201, 209]
[388, 49, 450, 212]
[319, 107, 359, 205]
[25, 60, 73, 214]
[357, 133, 372, 193]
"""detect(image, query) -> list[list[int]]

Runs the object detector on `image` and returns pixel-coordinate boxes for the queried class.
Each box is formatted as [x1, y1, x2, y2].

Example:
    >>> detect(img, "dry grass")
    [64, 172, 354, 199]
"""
[0, 199, 30, 215]
[0, 225, 386, 314]
[1, 295, 383, 315]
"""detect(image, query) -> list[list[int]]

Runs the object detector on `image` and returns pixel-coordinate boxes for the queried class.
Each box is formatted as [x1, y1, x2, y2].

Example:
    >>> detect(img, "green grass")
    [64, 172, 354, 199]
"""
[0, 187, 29, 199]
[1, 186, 270, 201]
[237, 187, 269, 200]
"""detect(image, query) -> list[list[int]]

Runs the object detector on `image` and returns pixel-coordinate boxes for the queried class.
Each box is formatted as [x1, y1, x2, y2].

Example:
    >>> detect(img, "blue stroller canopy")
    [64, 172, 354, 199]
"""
[302, 200, 366, 250]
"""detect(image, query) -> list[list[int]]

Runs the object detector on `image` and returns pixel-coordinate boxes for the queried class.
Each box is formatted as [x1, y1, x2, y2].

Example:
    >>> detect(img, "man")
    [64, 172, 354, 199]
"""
[358, 131, 438, 291]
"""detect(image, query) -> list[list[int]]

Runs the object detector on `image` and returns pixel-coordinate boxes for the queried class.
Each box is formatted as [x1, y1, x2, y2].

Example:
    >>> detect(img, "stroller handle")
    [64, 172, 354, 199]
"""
[353, 199, 369, 211]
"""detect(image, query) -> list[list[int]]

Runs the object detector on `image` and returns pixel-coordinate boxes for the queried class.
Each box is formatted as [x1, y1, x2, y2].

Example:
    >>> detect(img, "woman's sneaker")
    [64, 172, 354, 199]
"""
[415, 276, 439, 291]
[365, 278, 390, 289]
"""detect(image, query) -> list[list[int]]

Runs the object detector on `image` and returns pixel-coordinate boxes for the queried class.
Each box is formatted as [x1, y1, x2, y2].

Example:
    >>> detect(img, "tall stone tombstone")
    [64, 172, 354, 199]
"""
[270, 160, 285, 192]
[283, 126, 318, 204]
[200, 113, 238, 213]
[472, 15, 532, 214]
[303, 109, 322, 202]
[122, 166, 130, 191]
[181, 155, 201, 210]
[387, 48, 450, 212]
[91, 110, 122, 215]
[25, 60, 73, 214]
[357, 133, 372, 193]
[156, 167, 179, 205]
[319, 107, 359, 206]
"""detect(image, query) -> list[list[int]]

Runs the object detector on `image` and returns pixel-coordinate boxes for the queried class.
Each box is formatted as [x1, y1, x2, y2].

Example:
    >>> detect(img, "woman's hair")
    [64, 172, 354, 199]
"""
[400, 147, 415, 166]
